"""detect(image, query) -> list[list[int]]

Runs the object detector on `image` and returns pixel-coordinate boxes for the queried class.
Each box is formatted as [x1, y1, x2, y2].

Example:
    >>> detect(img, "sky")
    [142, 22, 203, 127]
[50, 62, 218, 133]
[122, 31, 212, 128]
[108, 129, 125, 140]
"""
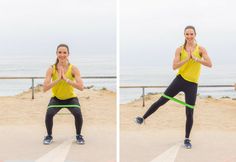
[1, 0, 236, 68]
[120, 0, 236, 67]
[0, 0, 116, 57]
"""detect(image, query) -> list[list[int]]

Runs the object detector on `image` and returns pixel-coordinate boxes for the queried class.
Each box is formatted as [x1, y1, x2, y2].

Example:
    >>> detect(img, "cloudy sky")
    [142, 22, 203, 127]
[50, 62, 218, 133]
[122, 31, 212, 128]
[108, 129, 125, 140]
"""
[0, 0, 116, 57]
[1, 0, 236, 68]
[120, 0, 236, 67]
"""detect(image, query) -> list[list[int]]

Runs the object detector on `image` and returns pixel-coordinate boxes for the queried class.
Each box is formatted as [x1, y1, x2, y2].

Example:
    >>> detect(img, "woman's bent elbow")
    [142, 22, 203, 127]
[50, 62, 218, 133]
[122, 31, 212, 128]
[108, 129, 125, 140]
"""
[43, 85, 49, 92]
[43, 88, 47, 92]
[79, 87, 84, 91]
[172, 65, 177, 70]
[78, 85, 84, 91]
[207, 62, 212, 68]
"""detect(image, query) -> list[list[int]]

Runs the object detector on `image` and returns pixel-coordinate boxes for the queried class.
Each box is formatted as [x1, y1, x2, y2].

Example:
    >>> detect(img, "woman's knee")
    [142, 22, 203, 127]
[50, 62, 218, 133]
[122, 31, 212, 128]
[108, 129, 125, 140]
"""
[70, 108, 82, 118]
[186, 109, 193, 119]
[153, 97, 168, 107]
[46, 109, 57, 118]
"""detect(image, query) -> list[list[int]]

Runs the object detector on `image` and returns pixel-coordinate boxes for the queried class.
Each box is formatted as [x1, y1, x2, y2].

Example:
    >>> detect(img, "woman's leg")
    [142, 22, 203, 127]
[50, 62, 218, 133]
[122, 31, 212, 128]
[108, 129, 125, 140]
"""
[184, 83, 198, 138]
[67, 107, 83, 135]
[142, 75, 183, 119]
[45, 108, 61, 136]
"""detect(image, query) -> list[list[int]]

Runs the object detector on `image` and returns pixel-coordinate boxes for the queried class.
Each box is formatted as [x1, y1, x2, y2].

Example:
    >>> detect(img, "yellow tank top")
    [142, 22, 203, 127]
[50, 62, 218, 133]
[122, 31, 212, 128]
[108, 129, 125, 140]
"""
[177, 45, 202, 83]
[51, 64, 77, 100]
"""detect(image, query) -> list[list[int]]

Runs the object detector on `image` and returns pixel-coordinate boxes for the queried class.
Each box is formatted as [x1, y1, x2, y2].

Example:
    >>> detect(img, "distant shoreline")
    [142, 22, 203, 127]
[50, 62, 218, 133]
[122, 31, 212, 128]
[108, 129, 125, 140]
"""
[120, 91, 236, 104]
[0, 83, 116, 97]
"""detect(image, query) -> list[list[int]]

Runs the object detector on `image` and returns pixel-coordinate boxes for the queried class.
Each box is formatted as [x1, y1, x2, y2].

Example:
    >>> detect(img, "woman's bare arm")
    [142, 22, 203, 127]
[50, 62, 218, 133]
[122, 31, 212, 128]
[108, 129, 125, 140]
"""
[43, 67, 61, 92]
[65, 66, 84, 91]
[197, 46, 212, 67]
[172, 47, 190, 70]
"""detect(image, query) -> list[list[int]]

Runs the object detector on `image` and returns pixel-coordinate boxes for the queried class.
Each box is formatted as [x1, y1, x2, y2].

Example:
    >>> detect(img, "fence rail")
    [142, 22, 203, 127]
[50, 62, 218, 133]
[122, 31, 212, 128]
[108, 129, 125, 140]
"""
[0, 76, 116, 99]
[120, 84, 236, 107]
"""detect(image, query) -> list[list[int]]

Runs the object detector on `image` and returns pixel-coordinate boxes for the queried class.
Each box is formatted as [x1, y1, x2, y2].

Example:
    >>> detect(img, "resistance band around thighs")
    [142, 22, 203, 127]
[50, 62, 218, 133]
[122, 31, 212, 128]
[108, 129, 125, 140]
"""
[48, 105, 80, 108]
[162, 94, 194, 109]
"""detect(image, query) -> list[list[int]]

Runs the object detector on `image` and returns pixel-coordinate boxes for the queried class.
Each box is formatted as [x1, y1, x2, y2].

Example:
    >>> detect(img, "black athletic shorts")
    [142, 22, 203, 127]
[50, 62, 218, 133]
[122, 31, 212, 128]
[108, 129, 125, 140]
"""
[47, 97, 80, 109]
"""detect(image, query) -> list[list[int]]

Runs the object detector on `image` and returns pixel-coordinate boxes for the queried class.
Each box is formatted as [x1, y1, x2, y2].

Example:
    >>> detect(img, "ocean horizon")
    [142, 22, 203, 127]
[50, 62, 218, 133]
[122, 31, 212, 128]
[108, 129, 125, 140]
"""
[120, 63, 236, 103]
[1, 54, 236, 102]
[0, 54, 116, 96]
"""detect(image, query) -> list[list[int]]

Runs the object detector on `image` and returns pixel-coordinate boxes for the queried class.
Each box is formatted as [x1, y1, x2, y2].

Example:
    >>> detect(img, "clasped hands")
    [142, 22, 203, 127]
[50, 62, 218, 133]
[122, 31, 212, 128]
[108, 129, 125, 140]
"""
[186, 49, 199, 62]
[57, 66, 70, 83]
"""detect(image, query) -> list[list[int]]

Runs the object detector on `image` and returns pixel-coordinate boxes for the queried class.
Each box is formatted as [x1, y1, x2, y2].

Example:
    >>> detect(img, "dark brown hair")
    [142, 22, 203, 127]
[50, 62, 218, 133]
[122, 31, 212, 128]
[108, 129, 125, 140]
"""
[55, 44, 70, 68]
[183, 26, 196, 49]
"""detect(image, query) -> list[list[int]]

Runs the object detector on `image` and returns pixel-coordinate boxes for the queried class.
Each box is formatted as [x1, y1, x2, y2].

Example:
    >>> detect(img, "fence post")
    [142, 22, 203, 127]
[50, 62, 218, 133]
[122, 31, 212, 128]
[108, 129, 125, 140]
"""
[32, 78, 34, 99]
[142, 87, 145, 107]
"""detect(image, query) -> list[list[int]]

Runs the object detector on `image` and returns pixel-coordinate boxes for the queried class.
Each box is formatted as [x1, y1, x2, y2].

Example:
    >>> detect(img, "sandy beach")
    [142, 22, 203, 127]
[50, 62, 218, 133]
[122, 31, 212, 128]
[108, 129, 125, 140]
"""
[120, 94, 236, 162]
[0, 86, 116, 162]
[1, 86, 236, 162]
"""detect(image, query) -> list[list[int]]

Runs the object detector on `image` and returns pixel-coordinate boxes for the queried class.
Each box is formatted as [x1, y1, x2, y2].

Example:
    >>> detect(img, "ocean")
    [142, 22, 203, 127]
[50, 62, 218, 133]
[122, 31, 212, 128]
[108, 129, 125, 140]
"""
[0, 54, 116, 96]
[120, 64, 236, 103]
[1, 54, 236, 103]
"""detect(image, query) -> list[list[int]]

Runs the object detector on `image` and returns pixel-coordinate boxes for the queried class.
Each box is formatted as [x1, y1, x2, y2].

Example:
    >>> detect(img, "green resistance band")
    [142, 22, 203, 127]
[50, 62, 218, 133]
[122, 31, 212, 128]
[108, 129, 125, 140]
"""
[162, 94, 194, 109]
[48, 105, 80, 108]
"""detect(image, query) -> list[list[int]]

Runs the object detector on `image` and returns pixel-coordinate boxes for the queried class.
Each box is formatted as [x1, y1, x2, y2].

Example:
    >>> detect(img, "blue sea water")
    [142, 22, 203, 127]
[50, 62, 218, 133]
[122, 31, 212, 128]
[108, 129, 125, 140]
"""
[0, 54, 116, 96]
[120, 64, 236, 103]
[1, 54, 236, 103]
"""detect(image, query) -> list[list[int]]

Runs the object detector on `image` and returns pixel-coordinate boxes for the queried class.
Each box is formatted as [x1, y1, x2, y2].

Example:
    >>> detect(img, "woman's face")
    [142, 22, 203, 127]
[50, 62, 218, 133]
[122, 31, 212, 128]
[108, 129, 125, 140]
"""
[184, 28, 196, 42]
[57, 47, 69, 63]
